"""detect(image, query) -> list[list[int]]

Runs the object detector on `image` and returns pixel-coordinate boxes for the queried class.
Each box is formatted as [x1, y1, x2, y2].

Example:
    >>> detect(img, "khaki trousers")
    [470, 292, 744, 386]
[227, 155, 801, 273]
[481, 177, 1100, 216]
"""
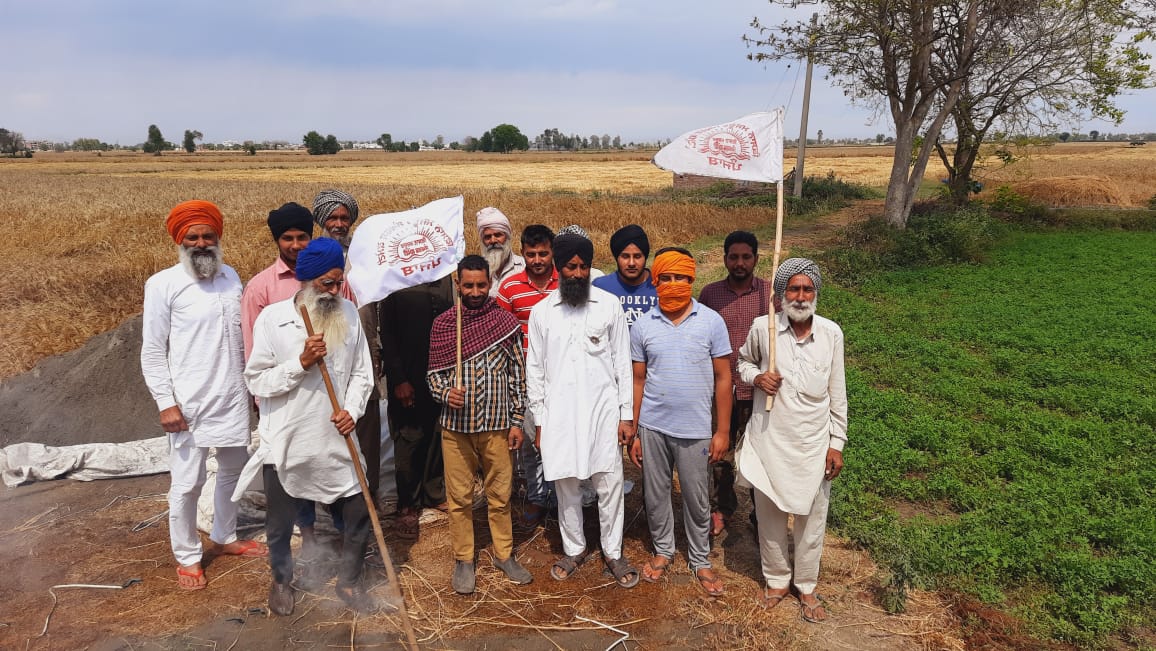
[441, 428, 514, 562]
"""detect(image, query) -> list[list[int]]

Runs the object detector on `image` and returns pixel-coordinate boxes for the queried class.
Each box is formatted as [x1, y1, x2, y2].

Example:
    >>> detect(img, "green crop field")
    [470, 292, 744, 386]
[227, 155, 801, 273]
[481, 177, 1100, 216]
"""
[825, 229, 1156, 645]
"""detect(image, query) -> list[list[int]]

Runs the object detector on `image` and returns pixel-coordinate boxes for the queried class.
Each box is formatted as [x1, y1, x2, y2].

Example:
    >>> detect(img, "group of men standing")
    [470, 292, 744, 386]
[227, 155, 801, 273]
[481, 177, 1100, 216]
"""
[141, 196, 847, 623]
[434, 210, 848, 619]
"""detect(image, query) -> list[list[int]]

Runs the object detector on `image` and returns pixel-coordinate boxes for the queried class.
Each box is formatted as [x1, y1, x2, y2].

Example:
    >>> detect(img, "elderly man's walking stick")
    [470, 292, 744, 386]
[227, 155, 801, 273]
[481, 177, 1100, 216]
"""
[300, 305, 419, 651]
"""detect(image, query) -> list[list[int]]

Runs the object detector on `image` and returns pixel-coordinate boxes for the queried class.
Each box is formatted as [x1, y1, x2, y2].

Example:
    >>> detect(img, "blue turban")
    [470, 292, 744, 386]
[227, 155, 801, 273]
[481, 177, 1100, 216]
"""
[295, 237, 345, 281]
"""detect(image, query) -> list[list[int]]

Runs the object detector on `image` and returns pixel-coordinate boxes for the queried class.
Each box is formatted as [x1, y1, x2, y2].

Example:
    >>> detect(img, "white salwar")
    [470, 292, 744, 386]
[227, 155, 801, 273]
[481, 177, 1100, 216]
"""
[141, 263, 251, 566]
[236, 297, 374, 504]
[736, 311, 847, 592]
[527, 287, 632, 558]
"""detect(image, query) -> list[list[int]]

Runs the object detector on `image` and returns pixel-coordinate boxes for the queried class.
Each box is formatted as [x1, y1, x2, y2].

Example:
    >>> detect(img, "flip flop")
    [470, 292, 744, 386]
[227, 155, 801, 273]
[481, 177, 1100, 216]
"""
[177, 565, 206, 591]
[799, 594, 829, 623]
[641, 556, 671, 583]
[217, 539, 268, 557]
[695, 567, 725, 597]
[760, 587, 790, 610]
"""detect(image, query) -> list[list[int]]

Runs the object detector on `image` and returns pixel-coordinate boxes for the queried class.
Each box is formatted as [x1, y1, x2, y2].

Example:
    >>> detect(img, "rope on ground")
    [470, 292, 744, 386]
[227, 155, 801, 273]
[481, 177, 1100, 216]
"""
[34, 579, 141, 639]
[575, 615, 631, 651]
[131, 509, 168, 532]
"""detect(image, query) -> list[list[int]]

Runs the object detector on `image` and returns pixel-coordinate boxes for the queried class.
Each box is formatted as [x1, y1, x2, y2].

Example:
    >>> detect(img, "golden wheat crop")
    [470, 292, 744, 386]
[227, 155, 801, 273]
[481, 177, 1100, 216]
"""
[2, 143, 1153, 378]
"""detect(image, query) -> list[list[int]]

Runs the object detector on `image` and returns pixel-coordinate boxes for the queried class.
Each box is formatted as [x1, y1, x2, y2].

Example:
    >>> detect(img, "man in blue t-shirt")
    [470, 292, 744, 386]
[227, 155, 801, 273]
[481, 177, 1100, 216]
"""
[592, 224, 657, 327]
[628, 247, 733, 597]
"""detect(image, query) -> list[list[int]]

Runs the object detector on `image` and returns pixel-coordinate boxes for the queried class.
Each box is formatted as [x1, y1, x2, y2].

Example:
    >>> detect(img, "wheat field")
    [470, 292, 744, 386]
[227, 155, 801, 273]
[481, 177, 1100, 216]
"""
[2, 143, 1153, 378]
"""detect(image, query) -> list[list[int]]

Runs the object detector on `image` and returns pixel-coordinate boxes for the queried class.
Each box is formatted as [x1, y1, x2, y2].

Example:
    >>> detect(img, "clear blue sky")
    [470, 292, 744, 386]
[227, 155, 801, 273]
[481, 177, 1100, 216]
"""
[6, 0, 1155, 145]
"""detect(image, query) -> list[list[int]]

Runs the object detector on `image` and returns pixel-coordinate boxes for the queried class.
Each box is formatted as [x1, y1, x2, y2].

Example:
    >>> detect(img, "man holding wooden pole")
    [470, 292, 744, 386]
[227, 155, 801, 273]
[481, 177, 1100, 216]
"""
[240, 238, 378, 615]
[736, 258, 847, 622]
[427, 254, 533, 594]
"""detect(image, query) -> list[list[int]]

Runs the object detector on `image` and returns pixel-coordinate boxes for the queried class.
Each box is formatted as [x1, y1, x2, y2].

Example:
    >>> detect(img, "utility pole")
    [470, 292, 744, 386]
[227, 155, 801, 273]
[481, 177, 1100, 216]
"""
[794, 12, 818, 198]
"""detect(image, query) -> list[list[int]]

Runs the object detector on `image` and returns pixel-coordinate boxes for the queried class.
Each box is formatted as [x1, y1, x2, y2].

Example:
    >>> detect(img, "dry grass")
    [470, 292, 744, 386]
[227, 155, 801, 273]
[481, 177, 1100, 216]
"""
[2, 142, 1154, 378]
[0, 157, 774, 379]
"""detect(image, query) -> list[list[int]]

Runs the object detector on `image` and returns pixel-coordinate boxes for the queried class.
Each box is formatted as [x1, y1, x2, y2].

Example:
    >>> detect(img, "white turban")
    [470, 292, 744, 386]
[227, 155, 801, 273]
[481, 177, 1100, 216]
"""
[476, 207, 512, 240]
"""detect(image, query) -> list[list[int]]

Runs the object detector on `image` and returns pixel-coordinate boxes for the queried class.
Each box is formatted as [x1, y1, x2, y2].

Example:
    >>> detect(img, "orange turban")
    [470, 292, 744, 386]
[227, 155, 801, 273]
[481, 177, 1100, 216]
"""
[166, 200, 223, 243]
[651, 250, 696, 283]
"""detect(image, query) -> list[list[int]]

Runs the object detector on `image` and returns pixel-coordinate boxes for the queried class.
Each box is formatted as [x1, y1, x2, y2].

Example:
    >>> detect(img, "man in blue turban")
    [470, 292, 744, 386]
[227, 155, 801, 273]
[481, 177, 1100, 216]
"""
[239, 237, 380, 615]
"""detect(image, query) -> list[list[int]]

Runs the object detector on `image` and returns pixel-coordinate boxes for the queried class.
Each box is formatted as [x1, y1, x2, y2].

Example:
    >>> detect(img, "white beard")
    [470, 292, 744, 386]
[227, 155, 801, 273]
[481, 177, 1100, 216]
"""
[322, 230, 351, 249]
[297, 285, 349, 349]
[178, 244, 223, 280]
[483, 242, 512, 280]
[785, 297, 817, 323]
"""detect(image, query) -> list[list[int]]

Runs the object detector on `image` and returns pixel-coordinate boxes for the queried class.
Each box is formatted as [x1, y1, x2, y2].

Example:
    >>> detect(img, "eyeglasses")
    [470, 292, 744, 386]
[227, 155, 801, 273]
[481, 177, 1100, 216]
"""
[318, 278, 345, 289]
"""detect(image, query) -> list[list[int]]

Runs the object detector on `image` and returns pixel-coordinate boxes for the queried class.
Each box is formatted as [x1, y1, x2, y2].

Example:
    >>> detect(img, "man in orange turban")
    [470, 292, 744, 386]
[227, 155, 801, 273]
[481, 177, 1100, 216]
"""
[166, 199, 224, 244]
[142, 199, 266, 591]
[628, 247, 733, 597]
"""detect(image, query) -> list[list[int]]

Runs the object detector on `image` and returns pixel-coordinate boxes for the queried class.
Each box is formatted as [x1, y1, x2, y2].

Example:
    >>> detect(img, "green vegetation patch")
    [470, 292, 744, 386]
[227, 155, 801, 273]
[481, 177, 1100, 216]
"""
[824, 230, 1156, 645]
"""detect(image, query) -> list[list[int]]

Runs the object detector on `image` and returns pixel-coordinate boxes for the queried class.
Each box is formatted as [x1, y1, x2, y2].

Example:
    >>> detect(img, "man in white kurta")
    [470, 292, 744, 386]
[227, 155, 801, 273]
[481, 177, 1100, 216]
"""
[239, 237, 376, 615]
[141, 200, 266, 592]
[736, 258, 847, 622]
[526, 233, 636, 585]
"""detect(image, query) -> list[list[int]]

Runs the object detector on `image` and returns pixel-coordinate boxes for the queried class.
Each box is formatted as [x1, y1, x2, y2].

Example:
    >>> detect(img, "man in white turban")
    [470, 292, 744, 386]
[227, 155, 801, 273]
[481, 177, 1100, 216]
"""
[476, 207, 524, 294]
[736, 257, 847, 623]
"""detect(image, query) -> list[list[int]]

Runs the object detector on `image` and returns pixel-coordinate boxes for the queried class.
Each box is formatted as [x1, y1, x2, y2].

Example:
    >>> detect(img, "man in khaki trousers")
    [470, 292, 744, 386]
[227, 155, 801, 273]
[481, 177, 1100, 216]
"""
[427, 255, 534, 594]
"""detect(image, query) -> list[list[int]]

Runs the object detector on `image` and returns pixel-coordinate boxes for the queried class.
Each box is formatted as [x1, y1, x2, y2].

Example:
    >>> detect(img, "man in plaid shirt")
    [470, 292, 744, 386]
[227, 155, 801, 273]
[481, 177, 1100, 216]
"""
[428, 255, 534, 595]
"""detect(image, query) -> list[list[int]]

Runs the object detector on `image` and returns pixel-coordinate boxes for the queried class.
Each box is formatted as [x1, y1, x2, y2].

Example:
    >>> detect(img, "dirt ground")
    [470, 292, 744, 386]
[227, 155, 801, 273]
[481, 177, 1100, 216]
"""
[0, 460, 970, 651]
[0, 196, 981, 650]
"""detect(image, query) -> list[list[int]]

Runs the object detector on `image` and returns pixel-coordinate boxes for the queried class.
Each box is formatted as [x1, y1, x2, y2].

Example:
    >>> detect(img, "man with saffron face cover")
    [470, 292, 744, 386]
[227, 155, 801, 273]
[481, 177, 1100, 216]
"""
[526, 233, 639, 588]
[736, 258, 847, 622]
[628, 247, 733, 597]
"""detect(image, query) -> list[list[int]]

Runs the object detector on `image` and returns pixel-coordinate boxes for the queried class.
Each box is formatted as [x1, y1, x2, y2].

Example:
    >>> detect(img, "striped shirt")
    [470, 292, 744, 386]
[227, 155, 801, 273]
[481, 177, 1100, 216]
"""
[697, 276, 770, 401]
[428, 336, 526, 433]
[496, 269, 558, 354]
[630, 299, 732, 439]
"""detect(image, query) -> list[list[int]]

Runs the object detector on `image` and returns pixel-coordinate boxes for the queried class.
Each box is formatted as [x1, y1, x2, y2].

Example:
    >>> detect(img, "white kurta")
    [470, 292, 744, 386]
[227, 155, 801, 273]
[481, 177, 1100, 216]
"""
[140, 263, 250, 448]
[237, 296, 374, 504]
[526, 287, 633, 482]
[736, 312, 847, 515]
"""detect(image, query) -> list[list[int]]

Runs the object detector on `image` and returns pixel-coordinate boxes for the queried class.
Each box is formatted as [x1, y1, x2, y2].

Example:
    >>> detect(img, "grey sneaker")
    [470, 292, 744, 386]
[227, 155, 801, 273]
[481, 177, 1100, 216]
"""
[452, 560, 476, 594]
[493, 555, 533, 585]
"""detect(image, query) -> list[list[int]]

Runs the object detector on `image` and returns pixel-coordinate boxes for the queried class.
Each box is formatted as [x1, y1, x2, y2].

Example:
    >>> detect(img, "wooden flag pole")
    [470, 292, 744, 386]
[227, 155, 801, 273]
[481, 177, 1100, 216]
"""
[765, 179, 784, 412]
[454, 279, 463, 390]
[299, 305, 419, 651]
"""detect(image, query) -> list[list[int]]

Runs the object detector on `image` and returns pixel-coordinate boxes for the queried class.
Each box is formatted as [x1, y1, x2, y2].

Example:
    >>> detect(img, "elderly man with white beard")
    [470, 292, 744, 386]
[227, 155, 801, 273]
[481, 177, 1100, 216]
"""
[736, 258, 847, 623]
[240, 237, 377, 616]
[476, 206, 524, 295]
[141, 200, 267, 592]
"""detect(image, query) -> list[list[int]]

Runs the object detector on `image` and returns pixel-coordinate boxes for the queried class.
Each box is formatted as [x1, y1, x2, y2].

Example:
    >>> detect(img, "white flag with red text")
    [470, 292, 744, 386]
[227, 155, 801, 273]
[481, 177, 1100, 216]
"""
[346, 196, 465, 304]
[652, 109, 784, 182]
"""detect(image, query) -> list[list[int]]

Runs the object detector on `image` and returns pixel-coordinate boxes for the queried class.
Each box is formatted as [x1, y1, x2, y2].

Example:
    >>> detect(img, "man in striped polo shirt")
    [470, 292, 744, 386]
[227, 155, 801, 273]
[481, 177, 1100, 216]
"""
[628, 247, 733, 597]
[496, 224, 556, 526]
